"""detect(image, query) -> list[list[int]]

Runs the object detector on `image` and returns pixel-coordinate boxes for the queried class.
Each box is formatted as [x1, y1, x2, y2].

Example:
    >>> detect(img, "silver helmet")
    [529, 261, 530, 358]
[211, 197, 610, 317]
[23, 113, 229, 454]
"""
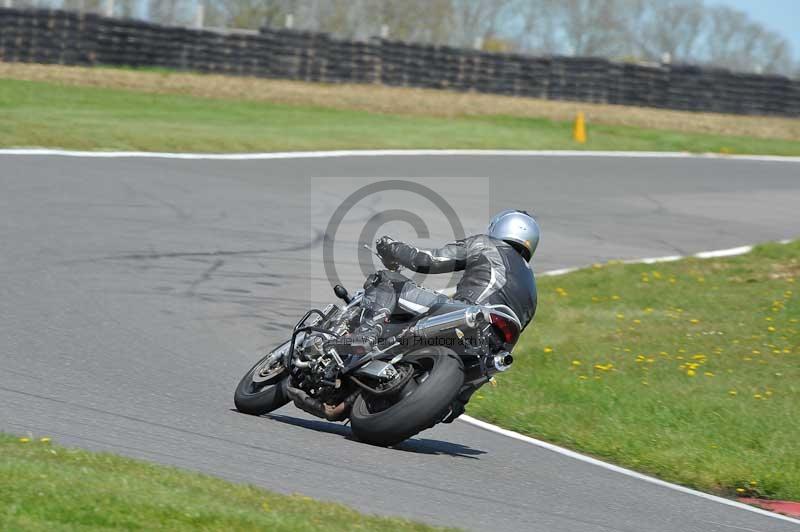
[486, 210, 540, 262]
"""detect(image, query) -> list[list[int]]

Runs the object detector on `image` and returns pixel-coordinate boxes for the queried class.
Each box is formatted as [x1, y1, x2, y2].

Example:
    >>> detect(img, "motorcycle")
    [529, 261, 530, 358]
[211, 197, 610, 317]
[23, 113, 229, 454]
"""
[234, 271, 520, 447]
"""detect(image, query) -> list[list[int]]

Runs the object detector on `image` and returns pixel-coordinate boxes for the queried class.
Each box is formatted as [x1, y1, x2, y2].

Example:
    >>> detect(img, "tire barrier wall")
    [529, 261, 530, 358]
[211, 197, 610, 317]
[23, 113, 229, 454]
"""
[2, 8, 798, 117]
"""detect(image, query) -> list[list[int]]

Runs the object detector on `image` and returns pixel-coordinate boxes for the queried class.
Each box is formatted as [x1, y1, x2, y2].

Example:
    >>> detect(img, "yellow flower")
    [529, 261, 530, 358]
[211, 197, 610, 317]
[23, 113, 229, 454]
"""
[736, 488, 746, 494]
[704, 372, 714, 377]
[543, 346, 553, 353]
[18, 437, 30, 443]
[767, 326, 776, 332]
[594, 363, 613, 371]
[633, 319, 641, 324]
[749, 480, 758, 486]
[753, 394, 763, 399]
[692, 354, 706, 360]
[616, 313, 625, 319]
[644, 307, 654, 313]
[611, 295, 620, 300]
[39, 437, 51, 443]
[686, 370, 696, 377]
[689, 319, 700, 324]
[578, 375, 588, 380]
[572, 360, 582, 366]
[728, 390, 737, 396]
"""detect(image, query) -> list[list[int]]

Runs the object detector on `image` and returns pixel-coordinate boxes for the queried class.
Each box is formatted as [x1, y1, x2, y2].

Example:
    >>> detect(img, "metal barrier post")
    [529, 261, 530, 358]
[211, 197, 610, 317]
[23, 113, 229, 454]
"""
[194, 3, 204, 28]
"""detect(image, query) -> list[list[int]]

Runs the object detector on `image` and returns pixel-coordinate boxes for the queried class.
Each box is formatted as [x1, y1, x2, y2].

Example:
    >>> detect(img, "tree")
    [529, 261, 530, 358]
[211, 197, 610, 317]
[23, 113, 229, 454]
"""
[701, 5, 792, 74]
[448, 0, 512, 48]
[43, 0, 797, 76]
[203, 0, 294, 30]
[148, 0, 196, 26]
[514, 0, 563, 54]
[360, 0, 453, 43]
[555, 0, 629, 57]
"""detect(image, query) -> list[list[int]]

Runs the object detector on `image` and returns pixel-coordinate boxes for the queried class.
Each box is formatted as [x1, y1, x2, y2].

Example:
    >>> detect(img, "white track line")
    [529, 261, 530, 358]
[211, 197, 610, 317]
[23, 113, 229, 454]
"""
[540, 244, 762, 277]
[462, 239, 800, 525]
[2, 148, 800, 163]
[6, 147, 798, 523]
[459, 416, 800, 525]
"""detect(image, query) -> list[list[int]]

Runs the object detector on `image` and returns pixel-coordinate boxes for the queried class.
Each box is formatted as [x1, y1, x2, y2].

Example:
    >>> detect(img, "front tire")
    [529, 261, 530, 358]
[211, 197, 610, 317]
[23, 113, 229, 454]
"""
[350, 346, 464, 446]
[234, 342, 290, 415]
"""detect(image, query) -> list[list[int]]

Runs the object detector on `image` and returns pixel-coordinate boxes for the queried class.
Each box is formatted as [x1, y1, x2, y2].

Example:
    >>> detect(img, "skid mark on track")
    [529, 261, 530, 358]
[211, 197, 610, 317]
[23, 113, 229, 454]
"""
[186, 258, 224, 296]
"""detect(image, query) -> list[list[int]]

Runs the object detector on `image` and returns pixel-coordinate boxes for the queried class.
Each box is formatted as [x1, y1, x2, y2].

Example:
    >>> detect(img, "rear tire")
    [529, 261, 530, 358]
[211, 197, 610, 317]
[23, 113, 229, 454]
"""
[234, 343, 290, 415]
[350, 346, 464, 447]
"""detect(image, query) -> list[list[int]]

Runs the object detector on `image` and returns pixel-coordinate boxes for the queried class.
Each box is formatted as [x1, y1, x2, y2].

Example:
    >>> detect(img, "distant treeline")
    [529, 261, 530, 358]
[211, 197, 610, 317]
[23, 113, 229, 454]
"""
[16, 0, 796, 77]
[1, 8, 798, 117]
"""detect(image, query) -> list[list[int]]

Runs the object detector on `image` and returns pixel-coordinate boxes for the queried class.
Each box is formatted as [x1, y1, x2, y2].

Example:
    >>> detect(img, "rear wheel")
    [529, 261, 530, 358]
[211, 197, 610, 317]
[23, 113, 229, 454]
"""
[234, 342, 290, 415]
[350, 346, 464, 447]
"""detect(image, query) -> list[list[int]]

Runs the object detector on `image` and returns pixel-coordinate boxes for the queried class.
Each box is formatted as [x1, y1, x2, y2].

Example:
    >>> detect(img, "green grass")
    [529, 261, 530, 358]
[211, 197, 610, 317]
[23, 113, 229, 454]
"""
[468, 241, 800, 501]
[2, 78, 800, 154]
[0, 434, 449, 531]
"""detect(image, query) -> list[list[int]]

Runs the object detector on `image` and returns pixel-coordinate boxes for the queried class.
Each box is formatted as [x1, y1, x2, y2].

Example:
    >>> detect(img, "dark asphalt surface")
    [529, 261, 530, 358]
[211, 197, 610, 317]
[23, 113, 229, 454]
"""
[1, 153, 799, 531]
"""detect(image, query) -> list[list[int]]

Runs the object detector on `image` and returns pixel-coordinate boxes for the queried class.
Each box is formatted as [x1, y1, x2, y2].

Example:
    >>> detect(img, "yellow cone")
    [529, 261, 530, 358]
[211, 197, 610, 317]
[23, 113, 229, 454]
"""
[573, 112, 587, 144]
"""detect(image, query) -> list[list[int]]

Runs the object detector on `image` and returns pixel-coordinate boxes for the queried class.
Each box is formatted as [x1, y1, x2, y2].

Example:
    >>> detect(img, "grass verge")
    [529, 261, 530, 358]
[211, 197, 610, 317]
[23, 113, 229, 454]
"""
[0, 433, 449, 531]
[2, 62, 799, 141]
[1, 75, 800, 154]
[468, 240, 800, 501]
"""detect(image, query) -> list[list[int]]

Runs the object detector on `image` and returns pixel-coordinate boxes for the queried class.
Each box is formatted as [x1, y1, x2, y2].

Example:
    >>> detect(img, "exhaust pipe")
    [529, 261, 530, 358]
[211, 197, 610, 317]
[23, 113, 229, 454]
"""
[284, 380, 355, 421]
[487, 353, 514, 372]
[410, 306, 485, 338]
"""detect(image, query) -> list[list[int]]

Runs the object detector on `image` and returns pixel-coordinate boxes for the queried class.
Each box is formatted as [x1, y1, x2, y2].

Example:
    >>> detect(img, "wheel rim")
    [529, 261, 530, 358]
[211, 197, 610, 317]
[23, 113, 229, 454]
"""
[362, 356, 434, 414]
[245, 343, 289, 394]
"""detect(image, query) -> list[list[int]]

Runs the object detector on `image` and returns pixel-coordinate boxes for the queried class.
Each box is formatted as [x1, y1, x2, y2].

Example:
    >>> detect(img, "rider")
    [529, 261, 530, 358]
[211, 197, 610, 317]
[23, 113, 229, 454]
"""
[355, 209, 540, 342]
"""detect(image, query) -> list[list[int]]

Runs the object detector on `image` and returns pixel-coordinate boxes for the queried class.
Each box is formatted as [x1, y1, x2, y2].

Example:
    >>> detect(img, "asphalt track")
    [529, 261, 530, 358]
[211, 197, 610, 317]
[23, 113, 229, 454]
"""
[2, 152, 799, 531]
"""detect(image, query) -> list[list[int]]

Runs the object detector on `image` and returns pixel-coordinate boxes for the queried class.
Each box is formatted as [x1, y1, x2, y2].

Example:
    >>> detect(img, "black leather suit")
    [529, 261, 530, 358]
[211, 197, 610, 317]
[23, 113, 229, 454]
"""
[368, 235, 537, 331]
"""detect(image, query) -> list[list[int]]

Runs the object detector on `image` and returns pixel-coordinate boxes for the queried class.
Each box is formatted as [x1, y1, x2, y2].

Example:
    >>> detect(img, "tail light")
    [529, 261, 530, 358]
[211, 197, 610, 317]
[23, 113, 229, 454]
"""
[490, 313, 520, 344]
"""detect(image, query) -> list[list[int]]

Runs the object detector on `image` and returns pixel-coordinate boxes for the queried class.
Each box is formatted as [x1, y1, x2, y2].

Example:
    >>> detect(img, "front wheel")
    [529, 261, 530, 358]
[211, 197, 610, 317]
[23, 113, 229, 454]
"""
[350, 346, 464, 447]
[234, 342, 290, 415]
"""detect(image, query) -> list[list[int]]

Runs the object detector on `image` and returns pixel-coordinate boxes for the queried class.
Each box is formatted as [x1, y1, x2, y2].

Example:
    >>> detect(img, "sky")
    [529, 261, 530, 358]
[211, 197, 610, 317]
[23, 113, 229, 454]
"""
[713, 0, 799, 56]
